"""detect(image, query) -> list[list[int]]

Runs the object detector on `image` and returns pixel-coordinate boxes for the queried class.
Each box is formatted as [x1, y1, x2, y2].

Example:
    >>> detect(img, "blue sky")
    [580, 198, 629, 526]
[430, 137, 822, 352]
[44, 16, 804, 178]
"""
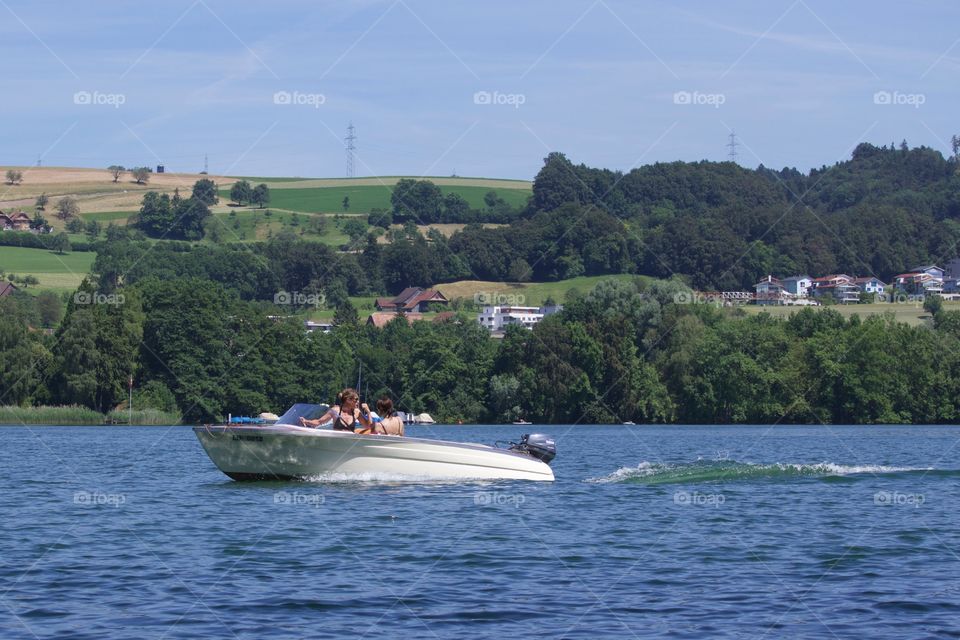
[2, 0, 958, 179]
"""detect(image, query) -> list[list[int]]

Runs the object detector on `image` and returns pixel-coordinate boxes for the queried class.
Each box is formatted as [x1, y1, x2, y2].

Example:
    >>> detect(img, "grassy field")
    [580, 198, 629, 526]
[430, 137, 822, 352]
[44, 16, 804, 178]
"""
[82, 210, 136, 223]
[740, 301, 950, 327]
[261, 176, 531, 189]
[211, 209, 353, 245]
[219, 183, 531, 214]
[0, 166, 235, 214]
[0, 246, 95, 291]
[434, 274, 641, 306]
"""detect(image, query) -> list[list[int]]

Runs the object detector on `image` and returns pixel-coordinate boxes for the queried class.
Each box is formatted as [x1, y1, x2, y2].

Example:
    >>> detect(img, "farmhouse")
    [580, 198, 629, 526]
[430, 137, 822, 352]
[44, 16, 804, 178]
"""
[375, 287, 448, 313]
[0, 280, 18, 297]
[0, 210, 32, 231]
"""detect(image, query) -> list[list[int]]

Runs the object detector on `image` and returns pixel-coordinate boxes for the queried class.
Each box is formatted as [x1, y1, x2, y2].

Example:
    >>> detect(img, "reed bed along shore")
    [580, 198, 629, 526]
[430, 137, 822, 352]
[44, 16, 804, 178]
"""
[0, 405, 181, 426]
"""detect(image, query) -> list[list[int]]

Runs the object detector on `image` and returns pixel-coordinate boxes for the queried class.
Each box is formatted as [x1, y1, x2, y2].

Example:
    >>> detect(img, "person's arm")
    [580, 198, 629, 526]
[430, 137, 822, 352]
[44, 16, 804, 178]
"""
[300, 407, 337, 428]
[358, 403, 374, 429]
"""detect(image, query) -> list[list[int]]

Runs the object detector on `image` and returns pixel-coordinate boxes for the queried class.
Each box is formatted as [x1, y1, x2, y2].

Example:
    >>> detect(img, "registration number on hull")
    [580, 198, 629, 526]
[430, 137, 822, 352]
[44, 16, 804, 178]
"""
[231, 434, 264, 442]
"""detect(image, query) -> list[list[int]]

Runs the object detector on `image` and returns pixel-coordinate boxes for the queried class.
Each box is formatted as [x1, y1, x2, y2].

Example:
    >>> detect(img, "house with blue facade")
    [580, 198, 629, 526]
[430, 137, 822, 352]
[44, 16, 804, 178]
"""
[782, 275, 812, 297]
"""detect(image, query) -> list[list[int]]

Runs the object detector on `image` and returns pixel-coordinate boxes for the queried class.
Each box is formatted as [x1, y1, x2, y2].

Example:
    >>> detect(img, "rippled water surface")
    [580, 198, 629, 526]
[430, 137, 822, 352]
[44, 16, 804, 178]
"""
[3, 424, 960, 639]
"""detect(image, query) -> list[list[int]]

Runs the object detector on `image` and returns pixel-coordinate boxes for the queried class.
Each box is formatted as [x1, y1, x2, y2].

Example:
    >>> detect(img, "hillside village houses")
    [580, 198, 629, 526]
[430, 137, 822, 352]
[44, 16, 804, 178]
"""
[752, 263, 960, 305]
[364, 286, 563, 334]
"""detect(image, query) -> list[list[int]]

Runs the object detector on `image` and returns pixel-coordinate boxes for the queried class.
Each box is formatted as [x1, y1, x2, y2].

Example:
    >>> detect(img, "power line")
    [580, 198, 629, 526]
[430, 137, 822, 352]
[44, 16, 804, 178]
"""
[727, 130, 739, 164]
[345, 122, 357, 178]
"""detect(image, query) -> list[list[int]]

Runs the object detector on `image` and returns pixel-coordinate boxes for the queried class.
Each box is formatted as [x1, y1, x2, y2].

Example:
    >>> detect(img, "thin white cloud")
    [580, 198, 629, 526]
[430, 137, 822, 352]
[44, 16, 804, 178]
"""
[686, 9, 960, 69]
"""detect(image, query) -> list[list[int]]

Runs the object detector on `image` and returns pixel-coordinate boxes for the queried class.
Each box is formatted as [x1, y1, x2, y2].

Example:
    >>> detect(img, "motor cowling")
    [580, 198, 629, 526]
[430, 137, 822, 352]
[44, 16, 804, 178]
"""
[511, 433, 556, 464]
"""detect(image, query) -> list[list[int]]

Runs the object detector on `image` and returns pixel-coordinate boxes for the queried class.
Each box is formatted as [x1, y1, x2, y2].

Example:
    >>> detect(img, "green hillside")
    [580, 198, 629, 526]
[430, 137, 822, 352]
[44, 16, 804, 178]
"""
[0, 246, 95, 292]
[219, 180, 531, 214]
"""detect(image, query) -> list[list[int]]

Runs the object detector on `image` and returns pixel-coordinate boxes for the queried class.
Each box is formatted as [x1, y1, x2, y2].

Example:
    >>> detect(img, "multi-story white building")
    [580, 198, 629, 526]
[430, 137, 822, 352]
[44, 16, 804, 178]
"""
[304, 320, 333, 334]
[478, 305, 562, 332]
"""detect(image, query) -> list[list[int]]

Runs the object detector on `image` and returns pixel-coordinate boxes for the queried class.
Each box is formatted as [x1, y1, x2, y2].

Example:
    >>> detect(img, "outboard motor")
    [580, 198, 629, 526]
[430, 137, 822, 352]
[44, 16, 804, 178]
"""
[510, 433, 556, 464]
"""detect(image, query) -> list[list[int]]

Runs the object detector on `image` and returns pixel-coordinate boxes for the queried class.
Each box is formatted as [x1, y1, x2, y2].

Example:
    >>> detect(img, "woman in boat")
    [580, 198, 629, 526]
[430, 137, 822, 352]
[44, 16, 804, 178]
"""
[299, 388, 371, 432]
[357, 396, 404, 436]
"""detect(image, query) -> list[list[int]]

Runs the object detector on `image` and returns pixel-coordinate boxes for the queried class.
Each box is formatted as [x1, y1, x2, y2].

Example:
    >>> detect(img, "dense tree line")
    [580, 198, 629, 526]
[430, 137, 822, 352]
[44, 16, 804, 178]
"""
[520, 145, 960, 289]
[90, 232, 475, 298]
[387, 179, 523, 224]
[5, 276, 960, 425]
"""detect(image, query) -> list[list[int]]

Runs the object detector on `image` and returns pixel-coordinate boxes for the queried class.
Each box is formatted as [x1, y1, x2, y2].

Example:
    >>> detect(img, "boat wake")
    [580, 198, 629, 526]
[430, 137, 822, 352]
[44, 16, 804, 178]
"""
[586, 460, 935, 485]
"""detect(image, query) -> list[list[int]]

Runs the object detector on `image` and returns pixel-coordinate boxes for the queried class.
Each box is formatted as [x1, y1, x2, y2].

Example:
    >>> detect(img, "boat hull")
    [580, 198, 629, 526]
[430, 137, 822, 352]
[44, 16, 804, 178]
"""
[193, 425, 554, 482]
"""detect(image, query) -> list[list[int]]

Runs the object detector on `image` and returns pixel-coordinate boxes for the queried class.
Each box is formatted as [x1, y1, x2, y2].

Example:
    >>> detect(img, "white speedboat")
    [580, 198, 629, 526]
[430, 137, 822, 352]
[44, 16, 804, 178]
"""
[194, 404, 556, 482]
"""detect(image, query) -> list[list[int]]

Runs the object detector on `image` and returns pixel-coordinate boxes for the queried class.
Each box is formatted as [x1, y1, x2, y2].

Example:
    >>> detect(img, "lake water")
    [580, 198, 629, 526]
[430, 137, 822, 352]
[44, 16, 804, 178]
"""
[2, 424, 960, 639]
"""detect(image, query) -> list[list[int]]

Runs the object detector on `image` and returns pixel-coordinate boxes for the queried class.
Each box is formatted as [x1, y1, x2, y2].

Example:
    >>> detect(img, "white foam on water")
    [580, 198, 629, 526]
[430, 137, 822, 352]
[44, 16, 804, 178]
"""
[585, 461, 934, 484]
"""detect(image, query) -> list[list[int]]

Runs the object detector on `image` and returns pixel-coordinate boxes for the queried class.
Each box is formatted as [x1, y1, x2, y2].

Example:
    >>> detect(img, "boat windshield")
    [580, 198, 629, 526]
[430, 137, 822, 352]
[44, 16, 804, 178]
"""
[275, 403, 330, 426]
